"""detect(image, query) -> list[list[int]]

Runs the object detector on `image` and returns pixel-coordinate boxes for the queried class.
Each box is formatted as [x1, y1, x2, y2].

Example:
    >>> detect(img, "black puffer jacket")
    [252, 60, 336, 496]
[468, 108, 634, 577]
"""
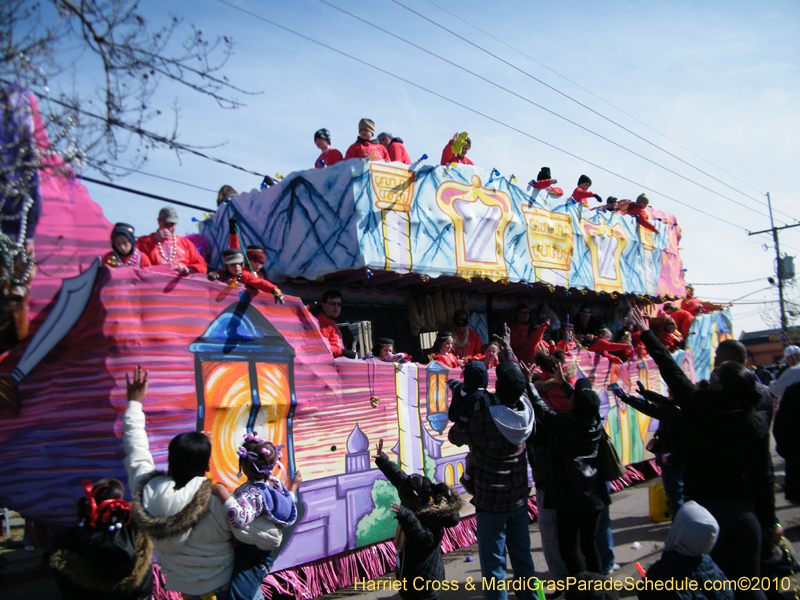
[376, 453, 462, 600]
[617, 387, 684, 467]
[44, 524, 154, 600]
[639, 329, 776, 528]
[527, 382, 611, 512]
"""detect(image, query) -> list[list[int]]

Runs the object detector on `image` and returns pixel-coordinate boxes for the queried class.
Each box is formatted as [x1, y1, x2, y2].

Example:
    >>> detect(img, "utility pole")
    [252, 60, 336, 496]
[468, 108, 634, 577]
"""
[747, 192, 800, 342]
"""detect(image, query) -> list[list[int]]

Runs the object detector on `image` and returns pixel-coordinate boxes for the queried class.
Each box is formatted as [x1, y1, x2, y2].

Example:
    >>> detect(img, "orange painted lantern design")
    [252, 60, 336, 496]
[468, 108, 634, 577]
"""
[426, 360, 449, 433]
[190, 300, 297, 490]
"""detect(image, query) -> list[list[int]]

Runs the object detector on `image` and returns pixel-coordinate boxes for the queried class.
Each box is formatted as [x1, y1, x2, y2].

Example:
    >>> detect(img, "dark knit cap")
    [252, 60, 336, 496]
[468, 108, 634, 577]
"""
[111, 222, 136, 247]
[495, 362, 526, 406]
[578, 174, 592, 186]
[537, 167, 551, 181]
[463, 360, 489, 392]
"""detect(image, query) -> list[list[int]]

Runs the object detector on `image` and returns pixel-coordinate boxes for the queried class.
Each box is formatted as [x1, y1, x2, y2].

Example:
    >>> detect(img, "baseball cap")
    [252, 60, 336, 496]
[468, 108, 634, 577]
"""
[784, 345, 800, 358]
[158, 206, 179, 224]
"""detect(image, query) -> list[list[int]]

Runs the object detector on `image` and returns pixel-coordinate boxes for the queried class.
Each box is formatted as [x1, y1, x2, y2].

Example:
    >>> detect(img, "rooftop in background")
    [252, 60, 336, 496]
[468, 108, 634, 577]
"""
[739, 326, 800, 366]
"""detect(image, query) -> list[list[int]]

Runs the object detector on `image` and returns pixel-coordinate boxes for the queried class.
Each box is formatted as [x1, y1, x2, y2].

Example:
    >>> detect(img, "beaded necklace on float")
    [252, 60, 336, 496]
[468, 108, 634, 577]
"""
[453, 326, 469, 348]
[110, 248, 143, 268]
[157, 235, 179, 266]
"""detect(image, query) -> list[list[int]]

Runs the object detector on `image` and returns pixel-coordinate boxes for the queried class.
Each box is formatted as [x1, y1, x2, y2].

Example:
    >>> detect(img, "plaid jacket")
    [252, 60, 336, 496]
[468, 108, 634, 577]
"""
[448, 405, 531, 514]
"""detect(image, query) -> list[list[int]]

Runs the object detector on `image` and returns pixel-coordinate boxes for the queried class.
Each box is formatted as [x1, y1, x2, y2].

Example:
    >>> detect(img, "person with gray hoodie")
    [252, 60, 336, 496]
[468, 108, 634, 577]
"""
[638, 501, 733, 600]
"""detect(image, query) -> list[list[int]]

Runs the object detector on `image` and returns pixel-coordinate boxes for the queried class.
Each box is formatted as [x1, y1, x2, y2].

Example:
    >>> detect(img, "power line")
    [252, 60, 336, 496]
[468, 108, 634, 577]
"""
[391, 0, 800, 226]
[214, 0, 750, 233]
[80, 175, 216, 212]
[318, 0, 792, 226]
[690, 278, 765, 286]
[102, 164, 218, 193]
[420, 0, 773, 204]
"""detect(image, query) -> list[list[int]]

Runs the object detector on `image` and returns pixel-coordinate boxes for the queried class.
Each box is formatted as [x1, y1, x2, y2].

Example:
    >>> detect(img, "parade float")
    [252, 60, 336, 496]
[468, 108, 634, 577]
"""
[0, 91, 732, 598]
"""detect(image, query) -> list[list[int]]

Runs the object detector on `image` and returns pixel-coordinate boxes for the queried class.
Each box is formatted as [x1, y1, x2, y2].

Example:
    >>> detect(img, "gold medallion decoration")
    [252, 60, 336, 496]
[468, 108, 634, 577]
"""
[521, 206, 574, 272]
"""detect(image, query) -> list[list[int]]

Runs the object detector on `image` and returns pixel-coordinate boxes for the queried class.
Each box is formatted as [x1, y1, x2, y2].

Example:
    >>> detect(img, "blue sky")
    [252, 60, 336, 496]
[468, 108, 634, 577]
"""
[64, 0, 800, 335]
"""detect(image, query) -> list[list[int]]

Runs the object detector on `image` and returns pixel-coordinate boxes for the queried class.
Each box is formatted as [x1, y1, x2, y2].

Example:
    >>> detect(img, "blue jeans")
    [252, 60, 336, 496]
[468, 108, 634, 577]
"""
[476, 506, 537, 600]
[597, 483, 615, 574]
[661, 465, 685, 517]
[227, 546, 272, 600]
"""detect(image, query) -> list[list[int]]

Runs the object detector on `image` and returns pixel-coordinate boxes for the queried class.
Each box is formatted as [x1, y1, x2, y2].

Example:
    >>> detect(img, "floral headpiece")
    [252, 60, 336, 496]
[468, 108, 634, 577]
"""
[237, 432, 284, 476]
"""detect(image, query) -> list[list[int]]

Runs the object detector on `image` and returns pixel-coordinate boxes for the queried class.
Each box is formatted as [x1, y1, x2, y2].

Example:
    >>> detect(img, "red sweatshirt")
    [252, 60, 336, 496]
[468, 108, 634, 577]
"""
[625, 204, 658, 233]
[659, 330, 684, 352]
[681, 297, 703, 316]
[510, 321, 548, 365]
[433, 352, 461, 368]
[571, 187, 601, 206]
[668, 309, 694, 337]
[533, 179, 556, 189]
[344, 139, 390, 161]
[210, 268, 279, 294]
[387, 140, 411, 165]
[315, 148, 344, 169]
[587, 338, 630, 364]
[316, 312, 344, 358]
[440, 137, 474, 166]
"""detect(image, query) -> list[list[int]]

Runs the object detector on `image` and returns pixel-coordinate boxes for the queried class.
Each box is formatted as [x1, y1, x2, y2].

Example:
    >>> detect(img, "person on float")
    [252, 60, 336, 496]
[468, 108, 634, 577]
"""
[440, 132, 473, 165]
[613, 330, 636, 363]
[530, 166, 559, 190]
[431, 332, 462, 368]
[586, 328, 631, 365]
[313, 290, 357, 359]
[376, 132, 411, 165]
[556, 322, 578, 353]
[509, 303, 549, 366]
[216, 185, 238, 206]
[227, 217, 272, 282]
[136, 207, 207, 274]
[658, 318, 684, 352]
[344, 119, 390, 161]
[207, 249, 285, 304]
[473, 337, 505, 369]
[571, 174, 602, 207]
[450, 309, 483, 361]
[369, 337, 411, 363]
[313, 128, 343, 168]
[573, 306, 604, 343]
[103, 223, 152, 269]
[624, 193, 659, 233]
[589, 196, 619, 213]
[680, 285, 704, 316]
[662, 302, 694, 338]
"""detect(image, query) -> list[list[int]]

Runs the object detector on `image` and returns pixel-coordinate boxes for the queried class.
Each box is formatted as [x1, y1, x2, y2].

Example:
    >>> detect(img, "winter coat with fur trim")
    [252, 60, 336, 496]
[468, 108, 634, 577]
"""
[123, 401, 283, 595]
[44, 524, 154, 600]
[376, 453, 461, 600]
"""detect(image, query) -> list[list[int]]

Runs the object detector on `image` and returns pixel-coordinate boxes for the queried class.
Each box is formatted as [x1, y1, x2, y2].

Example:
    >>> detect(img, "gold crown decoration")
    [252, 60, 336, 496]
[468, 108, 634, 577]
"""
[435, 175, 513, 282]
[370, 162, 417, 212]
[521, 206, 574, 272]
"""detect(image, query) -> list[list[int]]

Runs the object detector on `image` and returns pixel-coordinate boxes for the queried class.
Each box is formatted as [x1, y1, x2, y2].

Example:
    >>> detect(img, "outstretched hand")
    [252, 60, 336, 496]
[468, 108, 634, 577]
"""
[636, 380, 647, 395]
[631, 306, 649, 332]
[373, 438, 384, 460]
[553, 362, 566, 384]
[390, 502, 401, 515]
[502, 323, 511, 347]
[273, 289, 285, 305]
[126, 365, 149, 403]
[519, 362, 534, 384]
